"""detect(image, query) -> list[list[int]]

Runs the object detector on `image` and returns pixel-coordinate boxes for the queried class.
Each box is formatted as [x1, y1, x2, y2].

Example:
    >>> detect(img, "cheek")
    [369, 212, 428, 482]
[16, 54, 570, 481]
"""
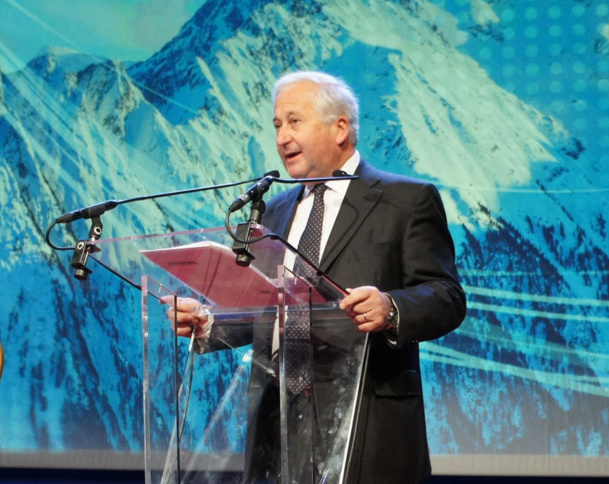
[299, 135, 318, 158]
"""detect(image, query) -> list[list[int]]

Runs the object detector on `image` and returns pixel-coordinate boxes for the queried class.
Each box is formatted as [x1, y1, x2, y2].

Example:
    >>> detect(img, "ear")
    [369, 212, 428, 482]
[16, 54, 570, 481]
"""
[335, 116, 350, 147]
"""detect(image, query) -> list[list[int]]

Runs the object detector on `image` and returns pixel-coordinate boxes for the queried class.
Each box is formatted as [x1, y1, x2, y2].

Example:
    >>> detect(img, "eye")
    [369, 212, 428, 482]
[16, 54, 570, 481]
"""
[289, 117, 300, 125]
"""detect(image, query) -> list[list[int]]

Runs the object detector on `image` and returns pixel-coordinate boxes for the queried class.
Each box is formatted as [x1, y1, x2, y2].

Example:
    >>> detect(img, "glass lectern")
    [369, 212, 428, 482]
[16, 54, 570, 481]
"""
[89, 225, 368, 483]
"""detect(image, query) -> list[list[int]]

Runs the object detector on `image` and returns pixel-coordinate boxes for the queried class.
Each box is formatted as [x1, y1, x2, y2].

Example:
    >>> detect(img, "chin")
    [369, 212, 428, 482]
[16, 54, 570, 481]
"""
[285, 166, 307, 179]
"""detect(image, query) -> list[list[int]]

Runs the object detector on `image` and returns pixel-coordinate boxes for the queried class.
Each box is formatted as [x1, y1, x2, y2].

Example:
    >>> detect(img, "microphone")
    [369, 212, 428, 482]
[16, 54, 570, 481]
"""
[55, 200, 119, 224]
[229, 170, 280, 212]
[332, 169, 349, 177]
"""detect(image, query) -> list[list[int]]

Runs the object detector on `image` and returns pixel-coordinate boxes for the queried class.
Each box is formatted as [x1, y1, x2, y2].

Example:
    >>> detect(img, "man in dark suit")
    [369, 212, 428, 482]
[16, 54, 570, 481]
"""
[169, 71, 466, 483]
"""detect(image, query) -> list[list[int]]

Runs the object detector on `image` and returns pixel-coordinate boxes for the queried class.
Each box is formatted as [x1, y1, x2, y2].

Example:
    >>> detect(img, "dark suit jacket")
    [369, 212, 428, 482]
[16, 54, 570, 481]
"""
[259, 159, 467, 483]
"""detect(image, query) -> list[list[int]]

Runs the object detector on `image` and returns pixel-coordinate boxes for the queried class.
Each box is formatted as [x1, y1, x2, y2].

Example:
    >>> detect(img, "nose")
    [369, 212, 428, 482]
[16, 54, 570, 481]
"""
[276, 125, 291, 146]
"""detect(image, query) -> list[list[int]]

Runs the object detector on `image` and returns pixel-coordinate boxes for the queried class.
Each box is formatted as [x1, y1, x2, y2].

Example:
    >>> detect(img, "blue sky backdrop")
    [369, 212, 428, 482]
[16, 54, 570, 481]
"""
[0, 0, 206, 72]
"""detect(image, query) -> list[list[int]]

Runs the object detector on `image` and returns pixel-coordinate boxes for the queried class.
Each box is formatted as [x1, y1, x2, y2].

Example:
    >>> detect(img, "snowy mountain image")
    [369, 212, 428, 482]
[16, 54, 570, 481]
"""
[0, 0, 607, 475]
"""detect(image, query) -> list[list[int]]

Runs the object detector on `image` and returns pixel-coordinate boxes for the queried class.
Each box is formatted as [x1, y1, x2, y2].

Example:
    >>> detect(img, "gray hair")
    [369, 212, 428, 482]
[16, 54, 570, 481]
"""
[273, 71, 359, 146]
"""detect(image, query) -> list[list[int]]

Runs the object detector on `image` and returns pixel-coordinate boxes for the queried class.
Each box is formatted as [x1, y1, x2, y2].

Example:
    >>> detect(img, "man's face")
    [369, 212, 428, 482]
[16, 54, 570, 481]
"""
[273, 81, 344, 180]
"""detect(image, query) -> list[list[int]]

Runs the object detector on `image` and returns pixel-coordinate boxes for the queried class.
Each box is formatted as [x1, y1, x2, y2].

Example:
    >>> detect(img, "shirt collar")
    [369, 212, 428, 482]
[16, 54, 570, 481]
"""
[328, 150, 360, 196]
[302, 150, 360, 198]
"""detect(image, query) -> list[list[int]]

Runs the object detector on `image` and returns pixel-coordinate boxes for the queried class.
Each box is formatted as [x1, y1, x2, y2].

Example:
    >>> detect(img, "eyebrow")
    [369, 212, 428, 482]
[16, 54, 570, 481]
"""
[273, 109, 303, 122]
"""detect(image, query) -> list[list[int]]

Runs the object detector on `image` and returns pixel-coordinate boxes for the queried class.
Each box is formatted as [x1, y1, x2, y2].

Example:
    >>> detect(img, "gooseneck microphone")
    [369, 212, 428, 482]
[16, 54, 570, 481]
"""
[228, 170, 281, 212]
[228, 169, 357, 213]
[52, 174, 270, 226]
[55, 200, 119, 224]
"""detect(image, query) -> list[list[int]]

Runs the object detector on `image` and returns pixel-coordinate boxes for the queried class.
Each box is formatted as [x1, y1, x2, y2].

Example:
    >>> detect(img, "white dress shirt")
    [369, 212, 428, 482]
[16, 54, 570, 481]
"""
[283, 151, 360, 270]
[271, 152, 360, 355]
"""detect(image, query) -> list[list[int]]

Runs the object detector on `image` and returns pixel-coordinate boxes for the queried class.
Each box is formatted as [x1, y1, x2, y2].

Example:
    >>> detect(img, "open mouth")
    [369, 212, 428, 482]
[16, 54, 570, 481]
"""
[285, 152, 301, 160]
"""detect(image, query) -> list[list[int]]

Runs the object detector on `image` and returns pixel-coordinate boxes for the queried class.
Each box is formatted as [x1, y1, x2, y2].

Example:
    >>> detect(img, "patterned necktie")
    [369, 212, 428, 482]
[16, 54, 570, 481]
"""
[285, 184, 327, 394]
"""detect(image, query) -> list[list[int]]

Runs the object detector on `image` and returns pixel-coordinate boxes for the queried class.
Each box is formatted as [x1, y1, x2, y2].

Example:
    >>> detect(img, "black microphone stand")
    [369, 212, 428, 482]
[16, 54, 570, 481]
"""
[225, 172, 359, 267]
[70, 216, 103, 281]
[232, 196, 266, 267]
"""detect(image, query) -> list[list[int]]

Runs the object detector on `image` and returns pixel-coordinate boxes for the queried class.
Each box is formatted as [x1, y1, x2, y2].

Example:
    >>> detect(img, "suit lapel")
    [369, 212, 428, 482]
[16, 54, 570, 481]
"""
[320, 161, 382, 272]
[266, 185, 303, 238]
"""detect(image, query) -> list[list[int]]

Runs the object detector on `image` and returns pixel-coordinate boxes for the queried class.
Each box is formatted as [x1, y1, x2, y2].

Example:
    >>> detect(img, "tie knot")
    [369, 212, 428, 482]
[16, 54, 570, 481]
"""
[312, 183, 327, 197]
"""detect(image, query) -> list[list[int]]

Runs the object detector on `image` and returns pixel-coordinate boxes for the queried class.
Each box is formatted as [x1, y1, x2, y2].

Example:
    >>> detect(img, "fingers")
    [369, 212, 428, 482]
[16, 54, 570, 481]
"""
[339, 286, 390, 333]
[161, 296, 200, 312]
[162, 296, 209, 337]
[339, 286, 382, 316]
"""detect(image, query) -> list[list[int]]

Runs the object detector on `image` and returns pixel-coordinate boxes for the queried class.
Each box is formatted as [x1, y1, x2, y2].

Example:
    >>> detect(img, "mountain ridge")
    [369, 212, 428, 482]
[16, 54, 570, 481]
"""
[0, 0, 606, 460]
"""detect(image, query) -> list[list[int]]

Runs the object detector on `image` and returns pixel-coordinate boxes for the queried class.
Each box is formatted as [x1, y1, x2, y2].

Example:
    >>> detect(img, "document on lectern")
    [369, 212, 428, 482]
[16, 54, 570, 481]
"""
[140, 241, 278, 308]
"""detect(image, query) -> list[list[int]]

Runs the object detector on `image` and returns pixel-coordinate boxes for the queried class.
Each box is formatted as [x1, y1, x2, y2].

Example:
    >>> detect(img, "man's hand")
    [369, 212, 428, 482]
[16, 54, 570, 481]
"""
[339, 286, 392, 332]
[160, 296, 210, 339]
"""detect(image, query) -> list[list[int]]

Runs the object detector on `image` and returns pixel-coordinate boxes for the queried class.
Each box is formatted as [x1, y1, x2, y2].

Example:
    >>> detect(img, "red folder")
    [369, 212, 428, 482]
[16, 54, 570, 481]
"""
[141, 241, 278, 308]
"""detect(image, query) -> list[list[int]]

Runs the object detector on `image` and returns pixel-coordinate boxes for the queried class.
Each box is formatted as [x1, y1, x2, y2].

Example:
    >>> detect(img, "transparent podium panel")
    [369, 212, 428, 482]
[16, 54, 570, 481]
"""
[93, 226, 367, 483]
[277, 274, 369, 484]
[142, 277, 278, 484]
[141, 279, 181, 484]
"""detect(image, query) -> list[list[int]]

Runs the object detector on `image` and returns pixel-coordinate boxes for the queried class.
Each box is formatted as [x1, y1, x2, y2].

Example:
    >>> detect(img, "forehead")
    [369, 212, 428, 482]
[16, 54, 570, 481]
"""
[273, 81, 318, 116]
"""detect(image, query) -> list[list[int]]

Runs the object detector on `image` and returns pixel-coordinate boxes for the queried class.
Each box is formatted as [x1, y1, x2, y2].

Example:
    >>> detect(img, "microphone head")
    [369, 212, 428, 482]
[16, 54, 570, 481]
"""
[332, 169, 348, 177]
[264, 170, 281, 178]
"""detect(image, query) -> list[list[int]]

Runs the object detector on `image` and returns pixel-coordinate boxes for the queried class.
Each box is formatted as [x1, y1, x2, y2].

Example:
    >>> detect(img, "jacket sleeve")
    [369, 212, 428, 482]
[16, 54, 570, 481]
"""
[387, 182, 466, 347]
